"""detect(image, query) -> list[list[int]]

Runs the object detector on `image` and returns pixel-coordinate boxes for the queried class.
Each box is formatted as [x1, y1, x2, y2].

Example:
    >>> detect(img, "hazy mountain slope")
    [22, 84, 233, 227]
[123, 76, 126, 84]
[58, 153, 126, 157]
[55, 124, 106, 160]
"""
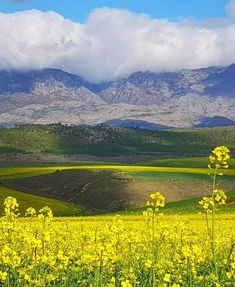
[203, 64, 235, 97]
[0, 64, 235, 128]
[195, 116, 235, 128]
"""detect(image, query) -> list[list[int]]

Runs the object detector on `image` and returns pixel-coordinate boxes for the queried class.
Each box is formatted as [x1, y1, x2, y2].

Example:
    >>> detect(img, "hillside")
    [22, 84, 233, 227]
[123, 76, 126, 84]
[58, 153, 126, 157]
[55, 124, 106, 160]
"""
[0, 124, 235, 157]
[195, 116, 235, 128]
[0, 161, 234, 213]
[0, 186, 83, 216]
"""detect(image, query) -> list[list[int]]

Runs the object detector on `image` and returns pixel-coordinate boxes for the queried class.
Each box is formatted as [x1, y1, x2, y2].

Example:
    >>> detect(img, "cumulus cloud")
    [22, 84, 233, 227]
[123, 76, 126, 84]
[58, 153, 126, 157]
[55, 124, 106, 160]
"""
[0, 10, 83, 70]
[1, 7, 235, 82]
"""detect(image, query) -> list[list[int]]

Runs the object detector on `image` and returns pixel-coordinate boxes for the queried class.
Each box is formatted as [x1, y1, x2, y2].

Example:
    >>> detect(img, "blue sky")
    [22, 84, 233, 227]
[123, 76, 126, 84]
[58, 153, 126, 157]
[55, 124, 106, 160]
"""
[0, 0, 230, 23]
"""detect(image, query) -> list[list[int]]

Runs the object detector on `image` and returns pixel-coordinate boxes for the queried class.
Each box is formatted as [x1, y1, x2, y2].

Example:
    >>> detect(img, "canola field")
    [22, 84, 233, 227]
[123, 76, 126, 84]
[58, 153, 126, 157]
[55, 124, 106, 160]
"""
[0, 203, 234, 287]
[1, 164, 235, 181]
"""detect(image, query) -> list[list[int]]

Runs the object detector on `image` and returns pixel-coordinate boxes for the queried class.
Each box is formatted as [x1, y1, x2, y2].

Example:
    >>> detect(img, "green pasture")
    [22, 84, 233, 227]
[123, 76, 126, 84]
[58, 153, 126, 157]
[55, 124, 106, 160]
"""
[0, 187, 83, 216]
[0, 163, 235, 181]
[138, 157, 235, 169]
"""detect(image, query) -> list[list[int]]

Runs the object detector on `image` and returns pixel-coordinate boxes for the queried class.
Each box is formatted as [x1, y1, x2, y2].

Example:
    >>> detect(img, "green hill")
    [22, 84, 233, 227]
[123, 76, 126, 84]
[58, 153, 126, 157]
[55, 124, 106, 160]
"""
[139, 157, 235, 169]
[0, 124, 235, 157]
[0, 186, 83, 216]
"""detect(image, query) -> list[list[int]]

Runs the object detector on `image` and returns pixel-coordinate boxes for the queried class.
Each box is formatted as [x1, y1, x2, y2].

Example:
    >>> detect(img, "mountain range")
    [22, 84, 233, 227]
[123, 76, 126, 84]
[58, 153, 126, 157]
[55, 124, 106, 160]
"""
[0, 64, 235, 128]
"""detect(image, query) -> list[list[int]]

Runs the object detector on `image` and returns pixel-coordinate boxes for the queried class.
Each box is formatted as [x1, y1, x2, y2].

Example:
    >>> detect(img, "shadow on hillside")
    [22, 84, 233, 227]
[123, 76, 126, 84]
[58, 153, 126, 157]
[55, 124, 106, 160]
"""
[2, 170, 131, 213]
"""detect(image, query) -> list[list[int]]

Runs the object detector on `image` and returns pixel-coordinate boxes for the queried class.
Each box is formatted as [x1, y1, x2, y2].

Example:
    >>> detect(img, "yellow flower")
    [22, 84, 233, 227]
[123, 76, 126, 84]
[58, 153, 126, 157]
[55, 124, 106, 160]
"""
[121, 280, 132, 287]
[146, 192, 165, 209]
[144, 259, 153, 269]
[226, 272, 232, 279]
[25, 207, 37, 217]
[208, 146, 230, 169]
[4, 196, 19, 218]
[0, 271, 7, 281]
[24, 274, 31, 281]
[163, 273, 171, 283]
[199, 189, 226, 212]
[47, 274, 56, 282]
[213, 189, 227, 205]
[38, 206, 53, 219]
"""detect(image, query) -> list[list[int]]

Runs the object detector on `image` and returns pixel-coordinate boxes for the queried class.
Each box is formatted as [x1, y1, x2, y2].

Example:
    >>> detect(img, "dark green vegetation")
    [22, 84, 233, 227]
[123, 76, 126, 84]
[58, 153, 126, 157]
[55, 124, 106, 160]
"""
[1, 124, 235, 156]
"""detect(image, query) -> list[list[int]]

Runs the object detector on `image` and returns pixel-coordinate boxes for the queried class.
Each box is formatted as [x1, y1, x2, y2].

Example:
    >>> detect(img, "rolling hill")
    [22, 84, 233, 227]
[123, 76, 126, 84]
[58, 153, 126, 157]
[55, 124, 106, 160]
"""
[0, 124, 234, 214]
[0, 161, 234, 213]
[0, 186, 83, 216]
[0, 124, 235, 157]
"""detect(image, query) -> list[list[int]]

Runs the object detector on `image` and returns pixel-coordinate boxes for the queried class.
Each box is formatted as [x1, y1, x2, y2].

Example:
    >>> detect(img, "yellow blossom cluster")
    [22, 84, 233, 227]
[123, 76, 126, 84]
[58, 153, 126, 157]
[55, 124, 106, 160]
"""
[145, 192, 165, 209]
[208, 146, 230, 170]
[144, 192, 165, 225]
[199, 189, 227, 212]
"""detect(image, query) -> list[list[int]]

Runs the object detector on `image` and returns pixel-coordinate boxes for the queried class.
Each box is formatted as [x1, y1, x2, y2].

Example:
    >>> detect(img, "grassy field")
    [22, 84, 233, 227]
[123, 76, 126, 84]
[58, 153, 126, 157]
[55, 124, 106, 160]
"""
[1, 163, 235, 180]
[139, 157, 235, 168]
[0, 186, 83, 216]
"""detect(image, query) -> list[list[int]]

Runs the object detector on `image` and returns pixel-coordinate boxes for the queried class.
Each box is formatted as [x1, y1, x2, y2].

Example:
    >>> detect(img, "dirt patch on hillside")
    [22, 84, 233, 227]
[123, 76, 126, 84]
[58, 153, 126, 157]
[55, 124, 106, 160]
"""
[2, 170, 131, 212]
[2, 170, 235, 211]
[125, 181, 235, 207]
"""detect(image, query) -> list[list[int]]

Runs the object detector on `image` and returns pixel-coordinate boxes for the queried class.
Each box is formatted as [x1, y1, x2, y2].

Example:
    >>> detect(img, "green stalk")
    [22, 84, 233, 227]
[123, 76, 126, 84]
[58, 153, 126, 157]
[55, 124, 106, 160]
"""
[211, 167, 218, 279]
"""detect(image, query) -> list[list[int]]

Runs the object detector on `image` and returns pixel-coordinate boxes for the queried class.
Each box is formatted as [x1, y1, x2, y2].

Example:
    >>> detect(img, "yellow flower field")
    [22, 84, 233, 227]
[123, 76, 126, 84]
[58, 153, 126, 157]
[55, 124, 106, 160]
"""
[0, 208, 234, 287]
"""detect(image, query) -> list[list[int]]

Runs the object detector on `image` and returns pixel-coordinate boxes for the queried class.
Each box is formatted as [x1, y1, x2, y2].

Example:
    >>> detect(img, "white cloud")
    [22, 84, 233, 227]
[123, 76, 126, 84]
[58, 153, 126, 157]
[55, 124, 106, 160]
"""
[0, 10, 83, 70]
[1, 7, 235, 82]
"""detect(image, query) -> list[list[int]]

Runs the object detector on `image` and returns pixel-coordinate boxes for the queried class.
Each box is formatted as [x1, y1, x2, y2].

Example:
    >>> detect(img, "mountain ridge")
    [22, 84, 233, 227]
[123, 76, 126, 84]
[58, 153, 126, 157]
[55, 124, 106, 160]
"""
[0, 64, 235, 128]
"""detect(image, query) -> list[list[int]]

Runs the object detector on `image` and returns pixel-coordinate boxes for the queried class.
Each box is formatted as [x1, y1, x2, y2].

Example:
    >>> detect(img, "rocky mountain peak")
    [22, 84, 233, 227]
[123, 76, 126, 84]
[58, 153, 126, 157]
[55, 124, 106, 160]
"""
[0, 64, 235, 128]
